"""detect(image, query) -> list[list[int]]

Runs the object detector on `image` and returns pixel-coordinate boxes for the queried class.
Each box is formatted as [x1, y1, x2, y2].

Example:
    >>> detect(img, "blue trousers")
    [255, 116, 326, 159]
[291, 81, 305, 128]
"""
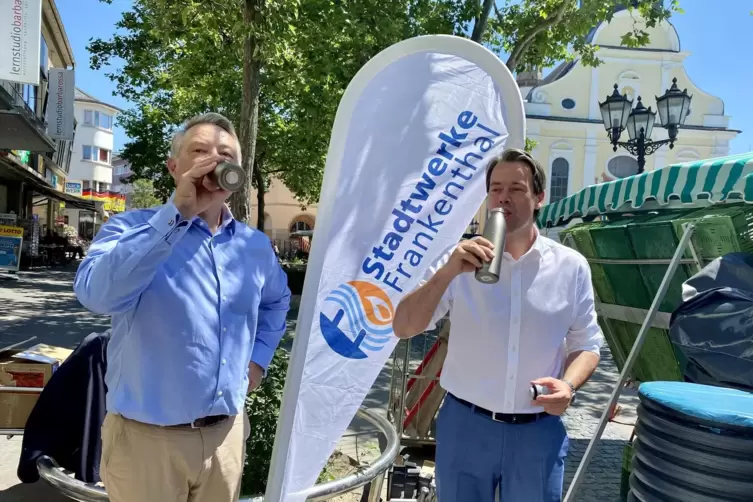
[435, 394, 569, 502]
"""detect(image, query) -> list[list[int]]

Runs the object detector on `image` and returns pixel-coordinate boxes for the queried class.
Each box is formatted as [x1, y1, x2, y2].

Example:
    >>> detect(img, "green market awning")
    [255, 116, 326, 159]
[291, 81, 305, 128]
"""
[537, 152, 753, 228]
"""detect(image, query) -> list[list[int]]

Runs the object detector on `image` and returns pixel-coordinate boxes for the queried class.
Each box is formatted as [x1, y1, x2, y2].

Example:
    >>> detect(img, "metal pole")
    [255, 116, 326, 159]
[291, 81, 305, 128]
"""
[367, 472, 385, 502]
[38, 408, 399, 502]
[563, 223, 696, 502]
[637, 130, 646, 174]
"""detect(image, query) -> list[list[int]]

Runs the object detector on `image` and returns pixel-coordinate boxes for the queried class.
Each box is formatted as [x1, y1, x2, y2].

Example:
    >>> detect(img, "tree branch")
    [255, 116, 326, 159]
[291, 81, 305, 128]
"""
[505, 0, 572, 72]
[493, 2, 502, 19]
[471, 0, 496, 42]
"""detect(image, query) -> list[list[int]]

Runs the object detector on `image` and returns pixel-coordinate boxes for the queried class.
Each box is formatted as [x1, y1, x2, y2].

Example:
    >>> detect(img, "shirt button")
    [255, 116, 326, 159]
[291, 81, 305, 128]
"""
[218, 266, 223, 272]
[217, 391, 223, 397]
[168, 219, 174, 226]
[222, 359, 227, 365]
[222, 295, 227, 302]
[223, 327, 227, 333]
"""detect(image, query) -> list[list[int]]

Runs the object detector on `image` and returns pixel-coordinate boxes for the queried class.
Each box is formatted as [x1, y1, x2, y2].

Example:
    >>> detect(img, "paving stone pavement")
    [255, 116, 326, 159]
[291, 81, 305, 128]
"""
[0, 265, 639, 501]
[561, 349, 639, 502]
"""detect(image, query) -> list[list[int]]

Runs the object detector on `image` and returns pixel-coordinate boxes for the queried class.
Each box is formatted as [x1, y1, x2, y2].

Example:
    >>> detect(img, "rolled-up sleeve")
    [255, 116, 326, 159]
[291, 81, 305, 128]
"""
[74, 202, 192, 315]
[566, 259, 604, 355]
[250, 249, 291, 371]
[417, 244, 456, 331]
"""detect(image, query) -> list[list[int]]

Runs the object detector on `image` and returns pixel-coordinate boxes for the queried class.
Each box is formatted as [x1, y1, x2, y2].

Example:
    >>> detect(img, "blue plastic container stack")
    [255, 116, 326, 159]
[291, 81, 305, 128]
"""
[629, 382, 753, 502]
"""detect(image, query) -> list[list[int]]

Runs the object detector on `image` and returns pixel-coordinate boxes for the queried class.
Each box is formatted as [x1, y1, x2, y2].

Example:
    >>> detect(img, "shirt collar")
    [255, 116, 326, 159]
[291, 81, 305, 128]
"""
[168, 192, 236, 235]
[506, 226, 547, 262]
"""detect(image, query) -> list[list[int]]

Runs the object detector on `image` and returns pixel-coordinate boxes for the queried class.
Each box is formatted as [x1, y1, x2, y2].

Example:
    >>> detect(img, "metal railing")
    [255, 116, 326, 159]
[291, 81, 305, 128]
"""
[37, 408, 397, 502]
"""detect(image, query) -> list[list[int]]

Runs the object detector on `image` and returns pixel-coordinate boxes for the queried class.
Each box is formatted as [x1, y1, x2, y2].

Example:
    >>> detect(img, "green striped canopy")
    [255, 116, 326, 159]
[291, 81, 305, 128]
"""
[537, 152, 753, 228]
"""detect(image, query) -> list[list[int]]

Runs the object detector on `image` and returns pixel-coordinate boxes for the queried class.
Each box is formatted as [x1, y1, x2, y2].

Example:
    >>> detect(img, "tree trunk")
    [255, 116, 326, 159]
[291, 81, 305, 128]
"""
[254, 156, 266, 232]
[470, 0, 495, 42]
[231, 0, 264, 224]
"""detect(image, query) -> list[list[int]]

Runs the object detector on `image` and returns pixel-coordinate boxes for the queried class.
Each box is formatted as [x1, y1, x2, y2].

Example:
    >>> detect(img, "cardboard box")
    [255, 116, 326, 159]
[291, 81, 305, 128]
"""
[0, 344, 73, 429]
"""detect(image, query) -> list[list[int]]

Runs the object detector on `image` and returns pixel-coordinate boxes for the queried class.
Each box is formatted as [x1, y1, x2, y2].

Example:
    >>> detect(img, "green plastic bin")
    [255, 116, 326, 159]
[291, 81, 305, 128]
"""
[626, 211, 698, 313]
[560, 222, 616, 305]
[589, 216, 653, 310]
[619, 321, 682, 382]
[598, 316, 627, 371]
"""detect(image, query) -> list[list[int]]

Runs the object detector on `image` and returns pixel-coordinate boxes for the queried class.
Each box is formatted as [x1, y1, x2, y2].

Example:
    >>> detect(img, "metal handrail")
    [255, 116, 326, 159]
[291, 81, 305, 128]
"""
[38, 408, 397, 502]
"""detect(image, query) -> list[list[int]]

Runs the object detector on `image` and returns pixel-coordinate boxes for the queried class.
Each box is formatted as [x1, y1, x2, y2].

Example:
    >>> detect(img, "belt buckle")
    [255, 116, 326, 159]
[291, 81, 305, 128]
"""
[492, 412, 505, 423]
[190, 418, 202, 429]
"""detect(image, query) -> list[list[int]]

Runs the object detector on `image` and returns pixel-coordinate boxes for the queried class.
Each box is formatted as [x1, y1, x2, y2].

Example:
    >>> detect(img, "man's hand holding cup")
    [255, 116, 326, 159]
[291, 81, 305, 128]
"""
[173, 155, 231, 220]
[442, 237, 496, 277]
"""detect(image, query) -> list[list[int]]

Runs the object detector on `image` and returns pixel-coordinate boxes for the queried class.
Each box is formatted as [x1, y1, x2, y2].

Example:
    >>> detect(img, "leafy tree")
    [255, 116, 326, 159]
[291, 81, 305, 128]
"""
[129, 178, 161, 209]
[467, 0, 681, 71]
[91, 0, 680, 228]
[90, 0, 445, 227]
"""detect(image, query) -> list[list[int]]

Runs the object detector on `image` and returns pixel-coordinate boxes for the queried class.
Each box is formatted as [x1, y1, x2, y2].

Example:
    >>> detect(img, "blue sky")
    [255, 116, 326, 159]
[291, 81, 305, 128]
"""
[57, 0, 751, 155]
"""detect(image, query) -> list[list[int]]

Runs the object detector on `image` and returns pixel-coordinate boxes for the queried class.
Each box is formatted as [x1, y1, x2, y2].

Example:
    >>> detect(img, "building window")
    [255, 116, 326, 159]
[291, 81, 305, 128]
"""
[39, 36, 48, 75]
[290, 220, 312, 233]
[82, 145, 111, 164]
[550, 158, 569, 203]
[82, 180, 91, 190]
[607, 155, 640, 179]
[561, 98, 575, 110]
[83, 110, 113, 130]
[22, 84, 37, 113]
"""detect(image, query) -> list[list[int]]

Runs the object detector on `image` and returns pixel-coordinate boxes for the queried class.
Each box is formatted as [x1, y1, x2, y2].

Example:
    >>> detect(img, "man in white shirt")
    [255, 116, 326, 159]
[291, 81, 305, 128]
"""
[393, 148, 603, 502]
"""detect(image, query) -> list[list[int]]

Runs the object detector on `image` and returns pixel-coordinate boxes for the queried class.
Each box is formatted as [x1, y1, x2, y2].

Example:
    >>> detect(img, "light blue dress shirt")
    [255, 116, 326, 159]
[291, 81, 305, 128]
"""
[74, 201, 291, 426]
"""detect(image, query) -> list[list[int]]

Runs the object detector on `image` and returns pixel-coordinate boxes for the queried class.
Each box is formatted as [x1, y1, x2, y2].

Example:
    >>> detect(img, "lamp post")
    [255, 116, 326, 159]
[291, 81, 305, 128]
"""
[469, 219, 479, 236]
[599, 78, 692, 174]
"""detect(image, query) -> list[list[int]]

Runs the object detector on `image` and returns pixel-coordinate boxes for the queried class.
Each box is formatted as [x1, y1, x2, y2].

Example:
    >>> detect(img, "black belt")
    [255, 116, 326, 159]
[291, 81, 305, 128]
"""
[169, 415, 230, 429]
[449, 394, 549, 424]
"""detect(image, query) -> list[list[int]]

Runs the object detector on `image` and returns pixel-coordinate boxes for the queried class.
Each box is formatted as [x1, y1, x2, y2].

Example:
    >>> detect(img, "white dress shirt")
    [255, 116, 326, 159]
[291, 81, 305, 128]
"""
[420, 229, 604, 414]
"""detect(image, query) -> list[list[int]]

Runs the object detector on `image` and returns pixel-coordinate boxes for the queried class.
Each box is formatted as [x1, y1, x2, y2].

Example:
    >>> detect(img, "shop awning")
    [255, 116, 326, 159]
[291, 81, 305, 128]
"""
[537, 152, 753, 228]
[34, 182, 98, 211]
[0, 154, 97, 211]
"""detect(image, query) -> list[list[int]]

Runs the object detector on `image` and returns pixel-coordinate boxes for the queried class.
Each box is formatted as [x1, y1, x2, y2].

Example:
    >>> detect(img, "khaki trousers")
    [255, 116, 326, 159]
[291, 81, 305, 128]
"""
[100, 412, 250, 502]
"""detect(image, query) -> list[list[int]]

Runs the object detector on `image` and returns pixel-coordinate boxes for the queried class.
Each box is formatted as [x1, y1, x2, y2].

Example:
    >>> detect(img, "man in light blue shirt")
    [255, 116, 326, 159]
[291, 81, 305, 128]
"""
[74, 113, 290, 502]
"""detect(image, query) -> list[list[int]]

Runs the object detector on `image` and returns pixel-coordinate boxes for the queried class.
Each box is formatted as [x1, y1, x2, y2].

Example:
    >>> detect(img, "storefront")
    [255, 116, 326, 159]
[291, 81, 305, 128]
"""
[0, 151, 98, 268]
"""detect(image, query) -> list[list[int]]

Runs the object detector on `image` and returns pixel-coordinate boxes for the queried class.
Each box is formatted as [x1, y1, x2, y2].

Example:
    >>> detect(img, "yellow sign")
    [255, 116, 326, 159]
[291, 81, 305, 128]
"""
[0, 225, 24, 238]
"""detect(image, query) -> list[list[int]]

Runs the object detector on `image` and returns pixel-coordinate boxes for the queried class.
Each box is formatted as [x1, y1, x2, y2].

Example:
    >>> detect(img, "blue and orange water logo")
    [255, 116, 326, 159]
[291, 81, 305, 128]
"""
[319, 281, 395, 360]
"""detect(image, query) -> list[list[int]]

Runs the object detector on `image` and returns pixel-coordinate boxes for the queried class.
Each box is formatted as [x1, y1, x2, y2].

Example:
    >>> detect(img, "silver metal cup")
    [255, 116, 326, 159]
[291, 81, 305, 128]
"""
[211, 162, 246, 192]
[475, 208, 507, 284]
[530, 383, 551, 401]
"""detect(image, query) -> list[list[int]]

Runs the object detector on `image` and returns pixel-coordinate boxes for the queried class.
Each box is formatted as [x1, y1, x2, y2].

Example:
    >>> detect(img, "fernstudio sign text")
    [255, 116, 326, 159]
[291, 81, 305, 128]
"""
[46, 68, 75, 140]
[0, 0, 43, 85]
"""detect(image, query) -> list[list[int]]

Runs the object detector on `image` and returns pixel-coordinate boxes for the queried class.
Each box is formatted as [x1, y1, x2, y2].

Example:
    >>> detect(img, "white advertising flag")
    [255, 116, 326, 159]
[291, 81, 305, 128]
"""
[266, 35, 525, 501]
[0, 0, 43, 85]
[46, 68, 75, 141]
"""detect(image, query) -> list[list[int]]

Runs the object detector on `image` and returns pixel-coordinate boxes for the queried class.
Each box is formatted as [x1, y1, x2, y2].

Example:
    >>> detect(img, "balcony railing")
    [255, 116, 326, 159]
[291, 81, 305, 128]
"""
[0, 75, 54, 151]
[42, 137, 74, 174]
[2, 75, 77, 173]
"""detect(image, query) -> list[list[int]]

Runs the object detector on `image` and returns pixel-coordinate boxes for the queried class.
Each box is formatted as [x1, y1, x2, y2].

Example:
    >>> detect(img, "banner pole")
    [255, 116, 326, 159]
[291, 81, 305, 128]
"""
[563, 223, 696, 502]
[264, 35, 526, 501]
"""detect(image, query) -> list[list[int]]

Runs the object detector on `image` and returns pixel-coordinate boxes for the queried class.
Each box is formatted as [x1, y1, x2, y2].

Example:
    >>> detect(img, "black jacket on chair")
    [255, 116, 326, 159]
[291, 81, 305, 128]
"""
[17, 330, 110, 484]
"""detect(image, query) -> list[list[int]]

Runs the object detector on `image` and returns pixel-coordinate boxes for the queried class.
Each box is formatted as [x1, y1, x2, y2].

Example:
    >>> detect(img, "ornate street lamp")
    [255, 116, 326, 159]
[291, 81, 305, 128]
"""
[599, 78, 692, 174]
